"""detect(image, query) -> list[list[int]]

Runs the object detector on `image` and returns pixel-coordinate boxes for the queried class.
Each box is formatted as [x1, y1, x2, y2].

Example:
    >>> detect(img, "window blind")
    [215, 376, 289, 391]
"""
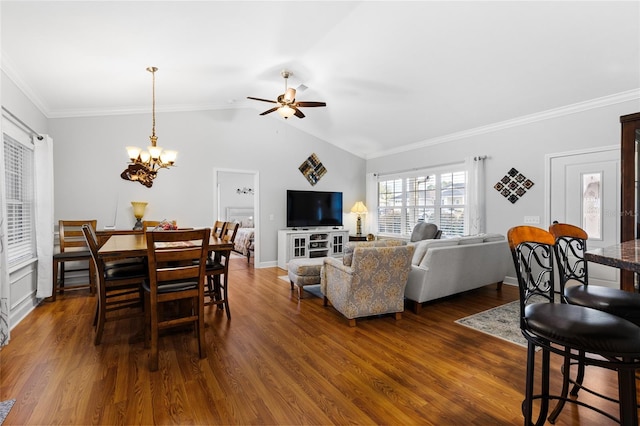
[3, 133, 35, 267]
[376, 166, 467, 238]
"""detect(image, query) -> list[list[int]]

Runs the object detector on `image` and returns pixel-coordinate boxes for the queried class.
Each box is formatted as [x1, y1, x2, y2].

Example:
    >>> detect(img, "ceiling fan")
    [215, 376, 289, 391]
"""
[247, 70, 326, 119]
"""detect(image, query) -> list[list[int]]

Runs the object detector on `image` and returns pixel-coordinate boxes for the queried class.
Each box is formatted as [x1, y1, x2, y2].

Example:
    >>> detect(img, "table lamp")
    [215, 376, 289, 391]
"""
[131, 201, 148, 230]
[350, 201, 368, 235]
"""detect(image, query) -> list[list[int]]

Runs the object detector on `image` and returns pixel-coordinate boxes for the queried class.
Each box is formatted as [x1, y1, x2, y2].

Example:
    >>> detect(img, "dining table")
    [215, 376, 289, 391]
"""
[584, 239, 640, 292]
[98, 231, 233, 261]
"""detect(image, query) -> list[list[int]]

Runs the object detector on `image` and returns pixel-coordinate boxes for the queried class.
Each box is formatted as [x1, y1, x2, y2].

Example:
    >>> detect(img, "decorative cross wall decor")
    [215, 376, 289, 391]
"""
[494, 167, 534, 204]
[299, 153, 327, 186]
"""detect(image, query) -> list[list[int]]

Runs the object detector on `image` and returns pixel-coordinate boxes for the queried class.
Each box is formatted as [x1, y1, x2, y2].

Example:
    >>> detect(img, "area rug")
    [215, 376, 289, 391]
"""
[278, 276, 323, 298]
[0, 399, 15, 425]
[455, 300, 527, 348]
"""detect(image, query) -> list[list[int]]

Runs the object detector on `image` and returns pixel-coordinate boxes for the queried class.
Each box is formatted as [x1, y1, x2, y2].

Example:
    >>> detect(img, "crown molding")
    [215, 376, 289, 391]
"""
[46, 102, 251, 118]
[365, 89, 640, 160]
[1, 53, 50, 117]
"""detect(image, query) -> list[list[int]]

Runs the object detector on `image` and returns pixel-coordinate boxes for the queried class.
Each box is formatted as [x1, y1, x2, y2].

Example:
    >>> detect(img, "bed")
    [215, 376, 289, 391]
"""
[226, 207, 255, 262]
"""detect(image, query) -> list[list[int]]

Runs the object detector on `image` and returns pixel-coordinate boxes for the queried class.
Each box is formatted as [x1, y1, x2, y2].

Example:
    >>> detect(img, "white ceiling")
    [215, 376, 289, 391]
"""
[2, 1, 639, 159]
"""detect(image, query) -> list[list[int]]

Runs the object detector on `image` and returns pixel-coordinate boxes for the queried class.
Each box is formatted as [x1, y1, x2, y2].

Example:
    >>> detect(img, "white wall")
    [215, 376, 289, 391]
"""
[367, 99, 640, 238]
[48, 108, 366, 266]
[218, 171, 254, 217]
[1, 70, 49, 329]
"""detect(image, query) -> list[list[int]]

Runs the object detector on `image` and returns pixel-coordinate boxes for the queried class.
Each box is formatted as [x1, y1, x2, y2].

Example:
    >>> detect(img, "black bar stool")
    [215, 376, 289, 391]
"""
[508, 226, 640, 425]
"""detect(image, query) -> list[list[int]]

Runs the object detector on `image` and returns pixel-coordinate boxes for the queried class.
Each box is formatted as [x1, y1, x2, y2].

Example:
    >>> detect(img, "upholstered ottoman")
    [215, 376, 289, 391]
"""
[287, 258, 325, 299]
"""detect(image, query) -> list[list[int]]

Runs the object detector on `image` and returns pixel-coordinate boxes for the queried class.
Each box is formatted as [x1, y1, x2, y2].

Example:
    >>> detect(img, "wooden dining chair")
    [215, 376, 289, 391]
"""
[221, 222, 239, 243]
[82, 225, 146, 345]
[52, 220, 97, 301]
[204, 222, 239, 319]
[212, 221, 226, 238]
[144, 228, 210, 371]
[142, 220, 162, 230]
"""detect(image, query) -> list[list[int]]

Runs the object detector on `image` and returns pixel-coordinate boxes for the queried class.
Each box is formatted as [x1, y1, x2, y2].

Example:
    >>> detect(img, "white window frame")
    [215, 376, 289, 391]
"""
[376, 163, 468, 239]
[3, 119, 36, 270]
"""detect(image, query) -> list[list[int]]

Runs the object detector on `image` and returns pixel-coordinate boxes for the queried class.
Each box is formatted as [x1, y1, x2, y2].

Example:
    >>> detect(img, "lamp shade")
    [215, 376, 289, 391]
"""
[131, 201, 148, 219]
[278, 105, 295, 119]
[350, 201, 368, 214]
[126, 146, 141, 160]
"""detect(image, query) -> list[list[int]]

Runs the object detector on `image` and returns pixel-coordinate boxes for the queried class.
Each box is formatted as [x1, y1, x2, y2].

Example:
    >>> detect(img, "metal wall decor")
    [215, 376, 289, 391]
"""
[236, 187, 254, 195]
[494, 167, 534, 204]
[299, 153, 327, 186]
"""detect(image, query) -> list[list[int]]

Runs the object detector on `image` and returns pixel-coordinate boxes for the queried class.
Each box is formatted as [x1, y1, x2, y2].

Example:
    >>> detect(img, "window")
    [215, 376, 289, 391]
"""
[3, 132, 35, 267]
[377, 167, 467, 238]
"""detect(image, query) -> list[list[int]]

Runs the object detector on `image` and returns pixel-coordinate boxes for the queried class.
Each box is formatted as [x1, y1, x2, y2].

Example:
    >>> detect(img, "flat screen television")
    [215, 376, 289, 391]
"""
[287, 190, 343, 228]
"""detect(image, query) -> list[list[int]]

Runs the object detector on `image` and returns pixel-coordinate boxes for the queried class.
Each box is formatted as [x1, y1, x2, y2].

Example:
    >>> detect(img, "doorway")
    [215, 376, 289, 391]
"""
[547, 146, 619, 287]
[213, 168, 259, 267]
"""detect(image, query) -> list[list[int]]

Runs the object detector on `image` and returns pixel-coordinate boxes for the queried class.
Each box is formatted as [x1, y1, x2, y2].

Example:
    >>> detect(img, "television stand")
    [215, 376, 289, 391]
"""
[277, 229, 349, 269]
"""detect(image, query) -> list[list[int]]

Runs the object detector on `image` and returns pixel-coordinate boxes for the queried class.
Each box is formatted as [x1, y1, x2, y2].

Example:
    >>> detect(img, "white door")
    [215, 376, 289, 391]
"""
[548, 146, 619, 288]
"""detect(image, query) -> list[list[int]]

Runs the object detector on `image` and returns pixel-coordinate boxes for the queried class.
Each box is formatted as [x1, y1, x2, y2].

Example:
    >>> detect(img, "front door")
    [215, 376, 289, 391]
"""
[548, 146, 619, 288]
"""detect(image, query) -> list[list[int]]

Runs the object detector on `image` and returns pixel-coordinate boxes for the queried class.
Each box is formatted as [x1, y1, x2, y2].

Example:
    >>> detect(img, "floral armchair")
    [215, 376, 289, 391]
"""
[321, 241, 414, 326]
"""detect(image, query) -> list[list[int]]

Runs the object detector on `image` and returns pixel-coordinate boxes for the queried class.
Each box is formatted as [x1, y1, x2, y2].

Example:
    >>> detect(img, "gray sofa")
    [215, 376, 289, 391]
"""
[405, 234, 510, 313]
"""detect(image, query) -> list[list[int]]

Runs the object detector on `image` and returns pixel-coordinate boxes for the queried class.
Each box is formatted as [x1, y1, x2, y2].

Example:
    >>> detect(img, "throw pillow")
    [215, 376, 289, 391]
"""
[411, 241, 430, 265]
[482, 233, 505, 242]
[458, 235, 485, 245]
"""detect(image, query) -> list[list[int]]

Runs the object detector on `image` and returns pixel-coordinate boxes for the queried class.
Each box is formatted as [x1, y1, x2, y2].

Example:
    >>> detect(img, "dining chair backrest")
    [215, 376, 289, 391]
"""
[222, 222, 239, 243]
[213, 221, 226, 238]
[82, 224, 100, 264]
[60, 220, 97, 252]
[146, 229, 210, 291]
[142, 220, 162, 230]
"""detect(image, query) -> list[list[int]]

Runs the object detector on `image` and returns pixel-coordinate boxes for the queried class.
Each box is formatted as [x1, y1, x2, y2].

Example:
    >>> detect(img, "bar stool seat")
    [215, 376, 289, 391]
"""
[526, 302, 640, 353]
[564, 285, 640, 325]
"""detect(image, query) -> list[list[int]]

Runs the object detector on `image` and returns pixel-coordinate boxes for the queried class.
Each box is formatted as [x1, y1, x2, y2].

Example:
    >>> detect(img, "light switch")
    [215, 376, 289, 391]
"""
[524, 216, 540, 224]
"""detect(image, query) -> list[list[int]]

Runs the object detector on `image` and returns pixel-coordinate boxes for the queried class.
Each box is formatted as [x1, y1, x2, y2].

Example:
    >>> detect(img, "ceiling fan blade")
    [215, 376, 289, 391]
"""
[259, 107, 280, 116]
[293, 108, 306, 119]
[295, 101, 326, 108]
[247, 96, 277, 104]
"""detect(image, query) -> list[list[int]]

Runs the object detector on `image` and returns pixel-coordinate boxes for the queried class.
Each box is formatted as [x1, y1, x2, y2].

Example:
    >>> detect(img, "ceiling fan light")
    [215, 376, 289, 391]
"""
[278, 105, 295, 119]
[284, 87, 296, 103]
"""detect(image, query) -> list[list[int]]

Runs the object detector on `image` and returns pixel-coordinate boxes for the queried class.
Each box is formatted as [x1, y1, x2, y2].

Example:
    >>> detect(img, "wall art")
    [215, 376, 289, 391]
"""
[299, 153, 327, 186]
[494, 167, 534, 204]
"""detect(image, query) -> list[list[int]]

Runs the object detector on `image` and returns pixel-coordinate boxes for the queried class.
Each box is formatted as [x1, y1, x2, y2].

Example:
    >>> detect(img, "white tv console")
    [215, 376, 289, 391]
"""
[277, 229, 349, 270]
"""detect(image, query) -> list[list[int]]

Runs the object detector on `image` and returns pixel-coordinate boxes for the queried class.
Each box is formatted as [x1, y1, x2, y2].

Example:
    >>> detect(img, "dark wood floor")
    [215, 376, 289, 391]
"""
[0, 257, 631, 425]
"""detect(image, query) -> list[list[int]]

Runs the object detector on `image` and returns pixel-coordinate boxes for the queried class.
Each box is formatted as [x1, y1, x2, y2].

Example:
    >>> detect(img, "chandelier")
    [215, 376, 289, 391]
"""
[120, 66, 177, 188]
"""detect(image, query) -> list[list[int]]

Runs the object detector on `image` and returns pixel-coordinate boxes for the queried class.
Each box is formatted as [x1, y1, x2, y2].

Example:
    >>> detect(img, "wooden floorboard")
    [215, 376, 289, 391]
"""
[0, 258, 631, 425]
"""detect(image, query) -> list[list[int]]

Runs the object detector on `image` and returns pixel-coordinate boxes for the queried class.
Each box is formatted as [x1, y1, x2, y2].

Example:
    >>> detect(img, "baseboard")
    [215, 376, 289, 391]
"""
[501, 276, 517, 286]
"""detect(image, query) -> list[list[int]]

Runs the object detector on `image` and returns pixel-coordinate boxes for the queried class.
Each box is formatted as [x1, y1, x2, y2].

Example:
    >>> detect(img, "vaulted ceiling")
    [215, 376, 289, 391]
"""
[2, 1, 639, 159]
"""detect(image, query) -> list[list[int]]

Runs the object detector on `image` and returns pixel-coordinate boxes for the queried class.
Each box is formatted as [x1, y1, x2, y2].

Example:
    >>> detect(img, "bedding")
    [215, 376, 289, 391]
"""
[234, 227, 254, 257]
[225, 207, 255, 262]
